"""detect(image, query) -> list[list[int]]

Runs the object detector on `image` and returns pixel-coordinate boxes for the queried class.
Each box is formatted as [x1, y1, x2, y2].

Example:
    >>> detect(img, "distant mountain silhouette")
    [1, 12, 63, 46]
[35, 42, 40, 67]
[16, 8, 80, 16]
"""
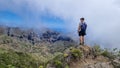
[0, 25, 74, 45]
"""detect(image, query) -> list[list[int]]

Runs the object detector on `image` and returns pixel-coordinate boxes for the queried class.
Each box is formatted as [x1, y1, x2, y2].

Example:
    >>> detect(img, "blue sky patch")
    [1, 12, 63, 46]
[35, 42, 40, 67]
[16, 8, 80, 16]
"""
[0, 11, 22, 26]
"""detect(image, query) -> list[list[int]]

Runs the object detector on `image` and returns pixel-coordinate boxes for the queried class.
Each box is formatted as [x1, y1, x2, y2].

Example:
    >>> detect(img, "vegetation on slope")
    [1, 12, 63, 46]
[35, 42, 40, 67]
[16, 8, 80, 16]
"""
[0, 48, 39, 68]
[0, 31, 120, 68]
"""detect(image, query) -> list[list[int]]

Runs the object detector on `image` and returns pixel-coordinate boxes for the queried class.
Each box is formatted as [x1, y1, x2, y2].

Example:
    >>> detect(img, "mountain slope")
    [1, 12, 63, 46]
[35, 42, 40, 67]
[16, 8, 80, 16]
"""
[0, 26, 120, 68]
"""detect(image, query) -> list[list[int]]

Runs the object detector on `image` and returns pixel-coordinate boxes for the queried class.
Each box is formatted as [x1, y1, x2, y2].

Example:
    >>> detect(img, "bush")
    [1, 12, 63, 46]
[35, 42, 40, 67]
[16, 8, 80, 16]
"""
[92, 45, 102, 57]
[101, 50, 110, 57]
[7, 65, 15, 68]
[52, 53, 64, 68]
[64, 53, 69, 58]
[70, 48, 82, 60]
[54, 60, 63, 68]
[0, 35, 13, 44]
[101, 49, 115, 60]
[0, 48, 39, 68]
[65, 64, 69, 68]
[39, 65, 44, 68]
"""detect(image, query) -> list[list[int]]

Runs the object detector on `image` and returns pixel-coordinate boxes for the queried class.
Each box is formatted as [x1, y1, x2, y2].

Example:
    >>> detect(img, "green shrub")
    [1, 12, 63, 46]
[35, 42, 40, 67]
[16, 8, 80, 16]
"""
[0, 48, 39, 68]
[52, 53, 64, 68]
[65, 64, 69, 68]
[92, 45, 102, 57]
[118, 50, 120, 57]
[63, 53, 69, 58]
[70, 48, 82, 60]
[101, 50, 110, 57]
[8, 65, 15, 68]
[53, 53, 64, 62]
[101, 49, 115, 60]
[0, 35, 13, 44]
[54, 60, 63, 68]
[39, 65, 44, 68]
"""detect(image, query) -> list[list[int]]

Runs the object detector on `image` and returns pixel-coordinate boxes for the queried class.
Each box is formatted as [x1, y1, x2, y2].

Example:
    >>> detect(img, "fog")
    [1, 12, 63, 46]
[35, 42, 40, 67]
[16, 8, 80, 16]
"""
[0, 0, 120, 48]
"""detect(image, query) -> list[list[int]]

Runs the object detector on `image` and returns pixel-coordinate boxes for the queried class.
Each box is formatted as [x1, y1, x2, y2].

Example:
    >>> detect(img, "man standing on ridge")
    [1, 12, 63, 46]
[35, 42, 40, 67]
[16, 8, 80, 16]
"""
[78, 18, 87, 45]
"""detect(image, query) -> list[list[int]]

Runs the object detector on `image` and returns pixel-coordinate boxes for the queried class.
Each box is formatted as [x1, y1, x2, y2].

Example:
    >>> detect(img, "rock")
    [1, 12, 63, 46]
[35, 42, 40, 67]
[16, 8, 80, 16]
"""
[79, 45, 92, 58]
[112, 59, 120, 68]
[77, 62, 113, 68]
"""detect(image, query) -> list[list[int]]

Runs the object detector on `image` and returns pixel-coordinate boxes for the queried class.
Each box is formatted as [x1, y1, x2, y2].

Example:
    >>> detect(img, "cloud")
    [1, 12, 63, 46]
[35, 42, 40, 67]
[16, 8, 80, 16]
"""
[0, 0, 120, 48]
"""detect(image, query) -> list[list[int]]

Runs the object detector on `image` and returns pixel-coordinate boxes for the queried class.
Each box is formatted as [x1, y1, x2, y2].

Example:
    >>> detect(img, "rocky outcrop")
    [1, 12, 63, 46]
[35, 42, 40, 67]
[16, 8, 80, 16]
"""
[63, 45, 115, 68]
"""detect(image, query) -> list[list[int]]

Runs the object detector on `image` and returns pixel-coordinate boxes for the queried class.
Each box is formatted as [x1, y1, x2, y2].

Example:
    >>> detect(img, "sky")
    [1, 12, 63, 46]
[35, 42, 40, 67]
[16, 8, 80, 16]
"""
[0, 0, 120, 48]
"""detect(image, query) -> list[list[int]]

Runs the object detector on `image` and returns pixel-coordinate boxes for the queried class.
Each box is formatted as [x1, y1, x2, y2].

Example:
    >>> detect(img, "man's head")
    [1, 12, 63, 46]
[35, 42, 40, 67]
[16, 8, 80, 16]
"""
[80, 17, 85, 23]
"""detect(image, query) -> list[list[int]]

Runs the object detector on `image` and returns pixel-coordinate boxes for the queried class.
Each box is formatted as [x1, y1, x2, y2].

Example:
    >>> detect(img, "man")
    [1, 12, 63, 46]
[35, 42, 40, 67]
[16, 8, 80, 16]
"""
[78, 18, 87, 45]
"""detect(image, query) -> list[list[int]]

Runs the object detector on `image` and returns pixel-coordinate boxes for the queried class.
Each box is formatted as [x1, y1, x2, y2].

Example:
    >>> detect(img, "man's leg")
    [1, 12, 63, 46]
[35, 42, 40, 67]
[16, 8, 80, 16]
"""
[82, 36, 84, 45]
[80, 36, 83, 45]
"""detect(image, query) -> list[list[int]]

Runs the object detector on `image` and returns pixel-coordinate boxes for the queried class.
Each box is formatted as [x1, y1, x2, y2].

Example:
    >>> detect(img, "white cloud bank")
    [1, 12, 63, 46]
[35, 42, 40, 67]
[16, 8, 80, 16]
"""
[0, 0, 120, 48]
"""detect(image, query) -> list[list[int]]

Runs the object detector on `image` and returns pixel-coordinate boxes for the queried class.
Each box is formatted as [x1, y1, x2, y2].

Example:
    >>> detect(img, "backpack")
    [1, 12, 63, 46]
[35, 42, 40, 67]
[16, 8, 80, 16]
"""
[81, 22, 87, 31]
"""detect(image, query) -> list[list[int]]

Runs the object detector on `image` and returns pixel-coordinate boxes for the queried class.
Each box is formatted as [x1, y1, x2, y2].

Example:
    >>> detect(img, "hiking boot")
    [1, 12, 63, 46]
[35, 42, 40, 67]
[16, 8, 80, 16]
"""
[82, 42, 84, 45]
[79, 42, 85, 45]
[79, 43, 82, 45]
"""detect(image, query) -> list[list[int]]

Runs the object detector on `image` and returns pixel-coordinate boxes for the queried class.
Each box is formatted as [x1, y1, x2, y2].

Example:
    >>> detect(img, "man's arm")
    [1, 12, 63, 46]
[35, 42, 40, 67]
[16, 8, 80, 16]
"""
[85, 23, 87, 30]
[78, 23, 81, 32]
